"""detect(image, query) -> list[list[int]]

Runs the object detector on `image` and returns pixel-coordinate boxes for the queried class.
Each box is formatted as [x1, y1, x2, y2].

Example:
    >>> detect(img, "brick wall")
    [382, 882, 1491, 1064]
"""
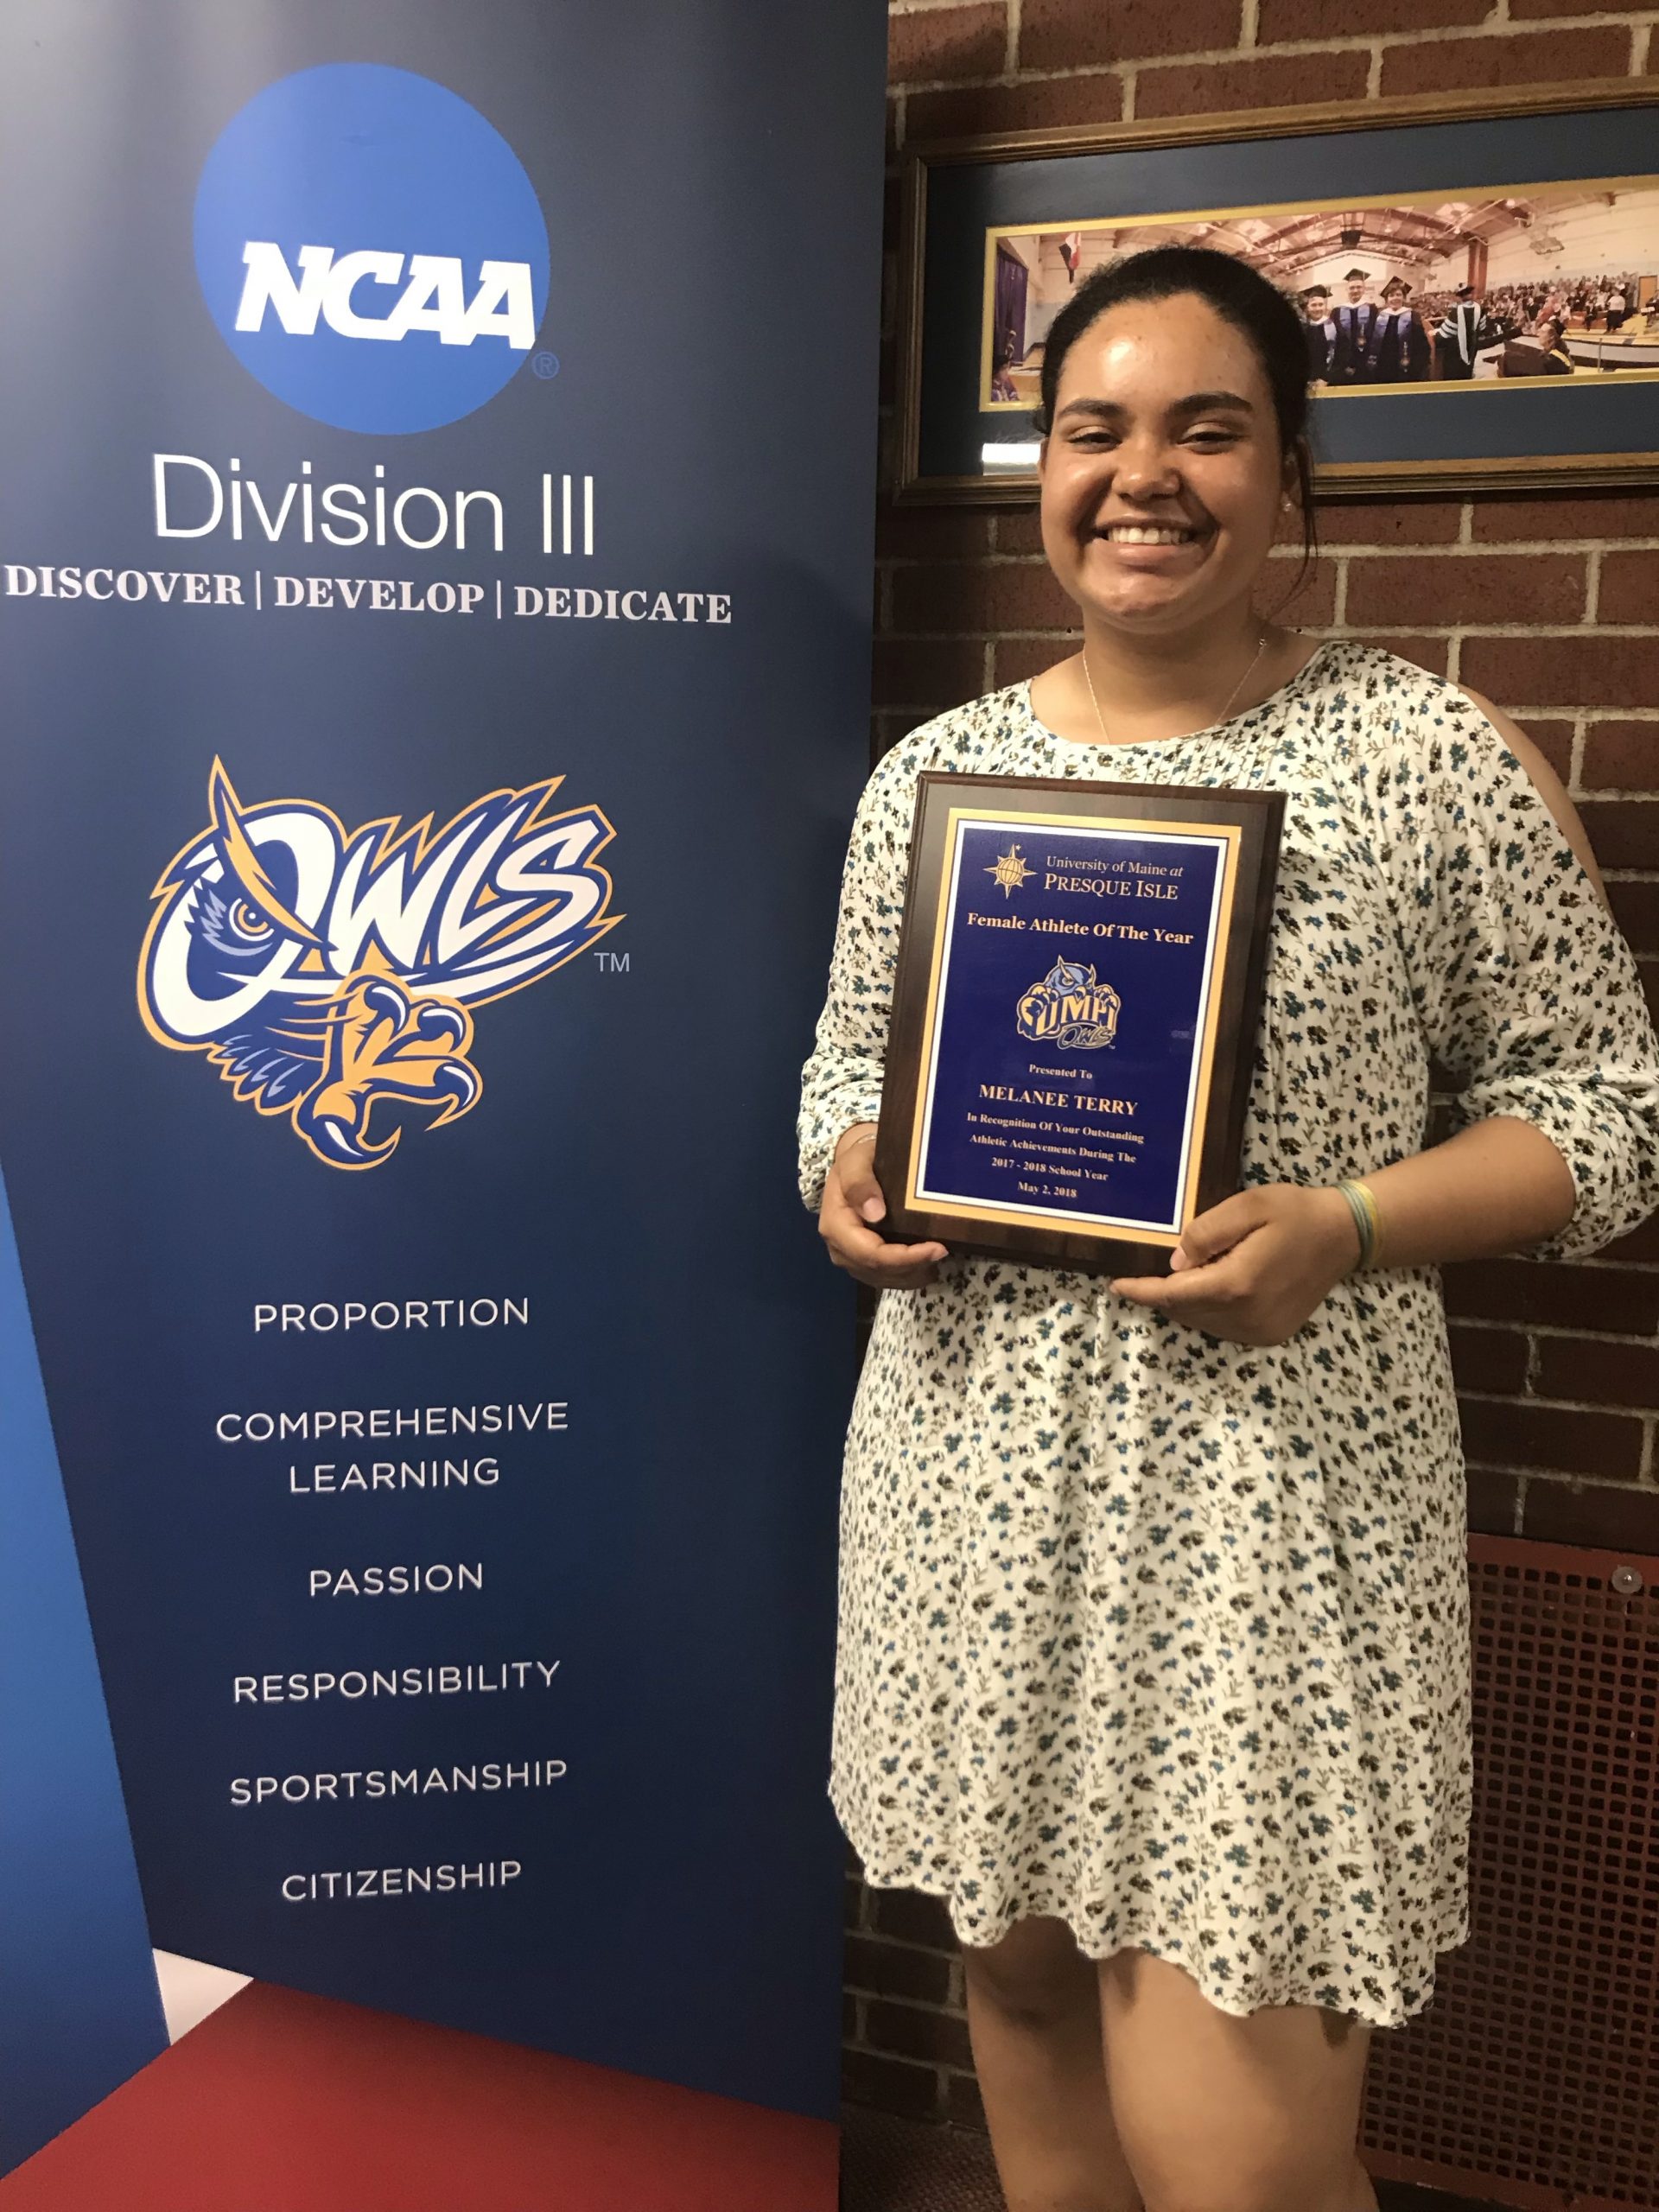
[843, 0, 1659, 2130]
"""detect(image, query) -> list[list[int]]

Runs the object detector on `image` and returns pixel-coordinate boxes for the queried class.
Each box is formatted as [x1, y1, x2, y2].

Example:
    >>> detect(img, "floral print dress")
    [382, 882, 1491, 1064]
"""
[798, 642, 1659, 2026]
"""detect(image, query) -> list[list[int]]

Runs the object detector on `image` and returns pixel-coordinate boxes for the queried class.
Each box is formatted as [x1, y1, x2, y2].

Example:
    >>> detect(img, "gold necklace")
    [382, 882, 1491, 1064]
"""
[1080, 629, 1270, 747]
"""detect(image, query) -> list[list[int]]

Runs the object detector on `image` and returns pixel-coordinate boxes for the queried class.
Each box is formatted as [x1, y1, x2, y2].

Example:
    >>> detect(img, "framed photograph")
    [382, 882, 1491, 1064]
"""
[895, 81, 1659, 501]
[874, 772, 1284, 1275]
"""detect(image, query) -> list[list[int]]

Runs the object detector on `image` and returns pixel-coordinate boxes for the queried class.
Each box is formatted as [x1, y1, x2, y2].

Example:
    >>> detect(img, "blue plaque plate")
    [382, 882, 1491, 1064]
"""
[875, 774, 1284, 1272]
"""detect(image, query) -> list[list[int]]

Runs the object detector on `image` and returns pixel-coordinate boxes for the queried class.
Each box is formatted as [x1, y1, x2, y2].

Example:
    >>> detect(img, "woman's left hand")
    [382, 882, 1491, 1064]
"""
[1110, 1184, 1361, 1345]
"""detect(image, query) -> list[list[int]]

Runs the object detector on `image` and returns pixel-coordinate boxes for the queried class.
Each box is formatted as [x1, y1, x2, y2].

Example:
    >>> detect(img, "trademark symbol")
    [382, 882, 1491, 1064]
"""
[531, 351, 561, 379]
[594, 950, 629, 973]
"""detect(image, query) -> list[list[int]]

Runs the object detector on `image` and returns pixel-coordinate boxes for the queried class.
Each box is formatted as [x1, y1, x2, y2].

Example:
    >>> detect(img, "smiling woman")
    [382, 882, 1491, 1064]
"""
[800, 245, 1659, 2212]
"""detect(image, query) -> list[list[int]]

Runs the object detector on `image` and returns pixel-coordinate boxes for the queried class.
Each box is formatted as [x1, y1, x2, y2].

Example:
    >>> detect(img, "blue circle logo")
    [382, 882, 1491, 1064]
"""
[194, 65, 550, 435]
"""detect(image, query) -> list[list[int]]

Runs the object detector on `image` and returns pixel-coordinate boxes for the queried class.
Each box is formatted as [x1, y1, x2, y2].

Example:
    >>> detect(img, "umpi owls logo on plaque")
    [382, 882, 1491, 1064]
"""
[1015, 957, 1122, 1051]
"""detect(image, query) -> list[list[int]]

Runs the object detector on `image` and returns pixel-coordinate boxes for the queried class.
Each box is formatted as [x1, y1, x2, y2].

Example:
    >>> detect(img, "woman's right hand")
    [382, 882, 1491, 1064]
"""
[818, 1122, 949, 1290]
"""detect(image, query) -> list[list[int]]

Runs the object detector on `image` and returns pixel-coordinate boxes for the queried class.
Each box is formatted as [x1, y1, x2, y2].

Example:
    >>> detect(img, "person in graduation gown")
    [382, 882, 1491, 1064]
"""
[1329, 267, 1379, 385]
[1301, 283, 1336, 384]
[1434, 283, 1505, 380]
[1538, 316, 1576, 374]
[1365, 275, 1430, 384]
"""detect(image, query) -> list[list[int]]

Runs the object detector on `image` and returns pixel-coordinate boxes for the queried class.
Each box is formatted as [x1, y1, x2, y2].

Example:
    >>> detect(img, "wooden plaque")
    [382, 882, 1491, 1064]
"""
[874, 772, 1285, 1274]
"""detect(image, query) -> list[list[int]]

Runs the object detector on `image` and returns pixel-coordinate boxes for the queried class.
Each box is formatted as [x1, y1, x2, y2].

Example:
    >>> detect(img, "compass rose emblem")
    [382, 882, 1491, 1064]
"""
[985, 842, 1034, 898]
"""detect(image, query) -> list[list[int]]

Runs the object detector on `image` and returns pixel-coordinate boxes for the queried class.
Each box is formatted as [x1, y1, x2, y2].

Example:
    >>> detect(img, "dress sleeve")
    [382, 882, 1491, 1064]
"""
[796, 741, 919, 1212]
[1369, 690, 1659, 1261]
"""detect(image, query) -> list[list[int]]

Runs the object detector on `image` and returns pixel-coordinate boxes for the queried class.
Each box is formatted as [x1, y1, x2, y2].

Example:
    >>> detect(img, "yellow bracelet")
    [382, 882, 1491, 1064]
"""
[1357, 1179, 1383, 1266]
[1337, 1177, 1383, 1268]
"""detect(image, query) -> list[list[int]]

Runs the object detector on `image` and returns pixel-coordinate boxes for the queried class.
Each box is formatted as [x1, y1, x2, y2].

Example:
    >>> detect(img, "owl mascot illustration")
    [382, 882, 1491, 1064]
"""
[139, 761, 618, 1167]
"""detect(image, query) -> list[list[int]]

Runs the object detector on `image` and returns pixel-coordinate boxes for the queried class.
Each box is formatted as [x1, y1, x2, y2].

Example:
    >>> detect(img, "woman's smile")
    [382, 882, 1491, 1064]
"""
[1087, 515, 1216, 570]
[1096, 521, 1203, 544]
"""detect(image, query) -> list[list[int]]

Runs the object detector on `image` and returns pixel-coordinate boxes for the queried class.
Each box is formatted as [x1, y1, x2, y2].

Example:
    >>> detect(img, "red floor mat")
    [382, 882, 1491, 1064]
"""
[0, 1980, 838, 2212]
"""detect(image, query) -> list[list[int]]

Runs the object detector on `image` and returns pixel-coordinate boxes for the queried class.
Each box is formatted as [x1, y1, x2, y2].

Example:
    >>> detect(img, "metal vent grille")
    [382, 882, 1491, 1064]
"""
[1362, 1535, 1659, 2211]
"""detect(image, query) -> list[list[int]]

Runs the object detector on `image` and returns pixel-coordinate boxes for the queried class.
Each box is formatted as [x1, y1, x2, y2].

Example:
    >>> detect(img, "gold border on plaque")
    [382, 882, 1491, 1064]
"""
[904, 805, 1244, 1249]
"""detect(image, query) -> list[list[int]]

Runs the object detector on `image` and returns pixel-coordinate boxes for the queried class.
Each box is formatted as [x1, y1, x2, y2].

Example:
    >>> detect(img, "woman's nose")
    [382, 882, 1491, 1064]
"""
[1110, 441, 1180, 500]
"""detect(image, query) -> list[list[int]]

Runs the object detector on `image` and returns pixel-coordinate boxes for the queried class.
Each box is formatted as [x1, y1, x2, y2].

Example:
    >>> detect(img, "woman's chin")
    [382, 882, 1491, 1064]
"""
[1079, 582, 1219, 632]
[1071, 544, 1230, 627]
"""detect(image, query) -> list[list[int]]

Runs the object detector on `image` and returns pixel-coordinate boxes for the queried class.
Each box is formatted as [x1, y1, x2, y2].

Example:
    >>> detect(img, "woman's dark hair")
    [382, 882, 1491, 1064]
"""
[1032, 245, 1318, 575]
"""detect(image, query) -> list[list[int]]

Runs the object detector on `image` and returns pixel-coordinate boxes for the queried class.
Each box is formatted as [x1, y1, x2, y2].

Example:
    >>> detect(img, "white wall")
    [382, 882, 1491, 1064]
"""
[1483, 190, 1659, 283]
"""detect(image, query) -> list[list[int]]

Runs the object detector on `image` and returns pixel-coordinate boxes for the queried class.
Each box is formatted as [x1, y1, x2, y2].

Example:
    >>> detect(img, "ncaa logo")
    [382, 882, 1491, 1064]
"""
[194, 64, 550, 435]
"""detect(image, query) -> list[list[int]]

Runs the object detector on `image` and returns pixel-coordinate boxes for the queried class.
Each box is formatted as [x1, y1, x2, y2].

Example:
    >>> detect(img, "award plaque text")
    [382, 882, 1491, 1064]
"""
[875, 772, 1285, 1274]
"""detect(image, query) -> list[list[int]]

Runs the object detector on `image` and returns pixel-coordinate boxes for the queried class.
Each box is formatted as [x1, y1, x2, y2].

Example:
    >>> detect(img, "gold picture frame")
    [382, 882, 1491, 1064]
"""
[895, 80, 1659, 504]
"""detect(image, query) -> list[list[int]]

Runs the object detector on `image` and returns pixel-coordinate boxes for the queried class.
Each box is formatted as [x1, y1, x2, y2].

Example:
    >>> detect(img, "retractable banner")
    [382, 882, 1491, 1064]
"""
[0, 3, 883, 2201]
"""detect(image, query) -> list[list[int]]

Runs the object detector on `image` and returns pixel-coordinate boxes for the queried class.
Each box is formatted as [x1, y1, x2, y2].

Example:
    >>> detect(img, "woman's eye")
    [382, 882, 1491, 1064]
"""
[1069, 429, 1117, 449]
[1185, 425, 1242, 447]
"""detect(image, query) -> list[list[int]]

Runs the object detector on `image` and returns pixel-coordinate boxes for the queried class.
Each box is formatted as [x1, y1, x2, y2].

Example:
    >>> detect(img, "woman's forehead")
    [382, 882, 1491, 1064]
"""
[1057, 296, 1269, 397]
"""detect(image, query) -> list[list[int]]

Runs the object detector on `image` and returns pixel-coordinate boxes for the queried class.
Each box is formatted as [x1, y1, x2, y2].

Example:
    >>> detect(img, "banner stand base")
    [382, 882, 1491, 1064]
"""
[0, 1980, 840, 2211]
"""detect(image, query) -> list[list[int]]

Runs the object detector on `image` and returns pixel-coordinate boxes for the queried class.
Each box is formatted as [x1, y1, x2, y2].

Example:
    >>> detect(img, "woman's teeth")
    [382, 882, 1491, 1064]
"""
[1101, 524, 1198, 544]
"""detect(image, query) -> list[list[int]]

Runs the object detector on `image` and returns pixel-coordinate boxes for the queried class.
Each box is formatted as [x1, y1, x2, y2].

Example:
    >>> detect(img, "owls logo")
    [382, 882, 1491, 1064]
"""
[1015, 957, 1121, 1051]
[139, 761, 618, 1168]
